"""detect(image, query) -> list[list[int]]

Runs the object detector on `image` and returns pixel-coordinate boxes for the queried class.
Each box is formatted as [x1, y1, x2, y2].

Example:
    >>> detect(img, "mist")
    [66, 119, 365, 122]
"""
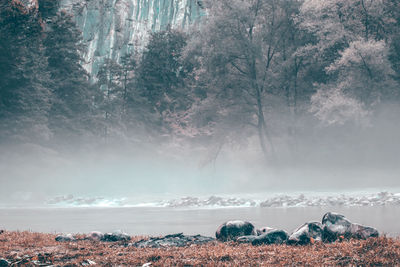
[1, 101, 399, 208]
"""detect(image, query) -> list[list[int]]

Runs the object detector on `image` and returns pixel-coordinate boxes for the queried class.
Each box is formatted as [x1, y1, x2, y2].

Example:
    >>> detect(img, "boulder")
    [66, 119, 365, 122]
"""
[288, 222, 323, 245]
[87, 231, 104, 241]
[322, 212, 379, 242]
[102, 230, 131, 242]
[0, 259, 9, 267]
[322, 212, 352, 242]
[256, 227, 275, 235]
[55, 233, 76, 242]
[349, 223, 379, 239]
[0, 230, 4, 235]
[216, 220, 257, 242]
[251, 230, 289, 246]
[236, 235, 258, 243]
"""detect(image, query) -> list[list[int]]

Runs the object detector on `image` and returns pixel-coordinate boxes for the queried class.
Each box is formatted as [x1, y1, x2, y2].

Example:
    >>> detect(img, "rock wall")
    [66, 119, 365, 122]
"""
[60, 0, 204, 75]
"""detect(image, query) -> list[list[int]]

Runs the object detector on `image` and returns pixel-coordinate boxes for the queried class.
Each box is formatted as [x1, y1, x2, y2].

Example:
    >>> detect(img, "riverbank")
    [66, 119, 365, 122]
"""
[0, 231, 400, 266]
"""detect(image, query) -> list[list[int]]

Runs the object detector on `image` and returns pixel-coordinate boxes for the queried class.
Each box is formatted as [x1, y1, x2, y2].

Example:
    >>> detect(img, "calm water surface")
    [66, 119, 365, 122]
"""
[0, 206, 399, 237]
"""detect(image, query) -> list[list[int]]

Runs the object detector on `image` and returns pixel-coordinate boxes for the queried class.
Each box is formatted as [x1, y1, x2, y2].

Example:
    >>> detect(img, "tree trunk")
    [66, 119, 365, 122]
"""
[255, 86, 275, 161]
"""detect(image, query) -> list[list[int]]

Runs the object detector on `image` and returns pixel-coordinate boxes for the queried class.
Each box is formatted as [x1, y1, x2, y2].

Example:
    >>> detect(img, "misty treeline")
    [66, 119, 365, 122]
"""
[1, 0, 399, 163]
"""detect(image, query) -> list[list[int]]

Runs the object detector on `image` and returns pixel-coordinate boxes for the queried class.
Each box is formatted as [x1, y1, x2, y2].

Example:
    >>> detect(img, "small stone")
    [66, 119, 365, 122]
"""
[88, 231, 104, 241]
[0, 259, 10, 267]
[81, 259, 96, 266]
[102, 230, 131, 242]
[55, 233, 76, 242]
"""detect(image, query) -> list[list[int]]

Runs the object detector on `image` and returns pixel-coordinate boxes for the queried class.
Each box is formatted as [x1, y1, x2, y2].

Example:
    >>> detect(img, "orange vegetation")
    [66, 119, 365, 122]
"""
[0, 231, 400, 266]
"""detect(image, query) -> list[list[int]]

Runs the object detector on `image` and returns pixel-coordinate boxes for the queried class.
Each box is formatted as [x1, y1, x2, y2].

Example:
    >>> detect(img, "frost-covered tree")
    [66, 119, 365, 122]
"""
[300, 0, 399, 125]
[326, 40, 397, 104]
[186, 0, 298, 159]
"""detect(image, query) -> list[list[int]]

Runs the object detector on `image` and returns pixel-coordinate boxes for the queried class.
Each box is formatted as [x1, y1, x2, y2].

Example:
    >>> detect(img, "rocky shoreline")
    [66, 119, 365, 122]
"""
[0, 212, 398, 266]
[159, 191, 400, 208]
[45, 191, 400, 208]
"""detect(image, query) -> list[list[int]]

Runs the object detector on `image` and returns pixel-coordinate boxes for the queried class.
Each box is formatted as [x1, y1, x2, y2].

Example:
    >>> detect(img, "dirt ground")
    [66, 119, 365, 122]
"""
[1, 231, 400, 266]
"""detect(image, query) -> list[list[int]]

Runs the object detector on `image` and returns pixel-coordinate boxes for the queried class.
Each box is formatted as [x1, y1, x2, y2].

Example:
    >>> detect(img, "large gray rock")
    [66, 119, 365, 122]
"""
[236, 235, 258, 243]
[322, 212, 379, 242]
[349, 223, 379, 239]
[216, 220, 256, 242]
[55, 233, 76, 242]
[251, 230, 289, 246]
[322, 212, 352, 242]
[102, 230, 131, 242]
[237, 227, 288, 245]
[133, 233, 215, 248]
[288, 222, 323, 245]
[256, 227, 275, 236]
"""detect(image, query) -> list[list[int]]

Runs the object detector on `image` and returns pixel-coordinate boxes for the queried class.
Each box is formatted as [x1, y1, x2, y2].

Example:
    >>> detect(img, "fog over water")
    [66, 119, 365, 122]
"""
[1, 104, 399, 208]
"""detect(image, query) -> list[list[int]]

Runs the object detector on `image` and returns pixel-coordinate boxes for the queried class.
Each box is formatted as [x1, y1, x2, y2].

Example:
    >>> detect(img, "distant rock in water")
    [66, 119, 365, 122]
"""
[258, 191, 400, 208]
[133, 233, 215, 248]
[163, 196, 257, 208]
[216, 221, 257, 242]
[102, 230, 131, 242]
[151, 191, 400, 209]
[288, 222, 323, 245]
[46, 195, 125, 207]
[322, 212, 379, 242]
[55, 234, 76, 242]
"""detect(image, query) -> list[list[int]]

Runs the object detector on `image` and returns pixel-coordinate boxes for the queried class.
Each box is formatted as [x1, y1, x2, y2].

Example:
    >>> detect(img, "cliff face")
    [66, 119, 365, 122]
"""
[59, 0, 203, 75]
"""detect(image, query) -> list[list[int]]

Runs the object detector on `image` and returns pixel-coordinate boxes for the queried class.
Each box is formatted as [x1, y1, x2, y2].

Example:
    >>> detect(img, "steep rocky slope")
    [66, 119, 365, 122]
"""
[60, 0, 203, 75]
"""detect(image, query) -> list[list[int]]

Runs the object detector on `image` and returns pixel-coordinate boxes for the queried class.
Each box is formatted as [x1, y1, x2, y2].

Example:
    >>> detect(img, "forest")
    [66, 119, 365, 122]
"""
[1, 0, 399, 166]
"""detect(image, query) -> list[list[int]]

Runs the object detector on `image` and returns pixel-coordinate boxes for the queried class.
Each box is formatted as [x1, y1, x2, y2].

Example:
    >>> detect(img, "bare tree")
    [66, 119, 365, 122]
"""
[186, 0, 295, 160]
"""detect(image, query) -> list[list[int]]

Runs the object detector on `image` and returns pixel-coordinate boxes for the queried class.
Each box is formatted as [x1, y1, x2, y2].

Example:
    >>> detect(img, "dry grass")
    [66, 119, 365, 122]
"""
[1, 231, 400, 266]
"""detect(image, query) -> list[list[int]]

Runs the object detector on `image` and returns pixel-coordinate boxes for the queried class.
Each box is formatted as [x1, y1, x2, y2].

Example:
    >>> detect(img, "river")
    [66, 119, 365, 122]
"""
[0, 206, 398, 237]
